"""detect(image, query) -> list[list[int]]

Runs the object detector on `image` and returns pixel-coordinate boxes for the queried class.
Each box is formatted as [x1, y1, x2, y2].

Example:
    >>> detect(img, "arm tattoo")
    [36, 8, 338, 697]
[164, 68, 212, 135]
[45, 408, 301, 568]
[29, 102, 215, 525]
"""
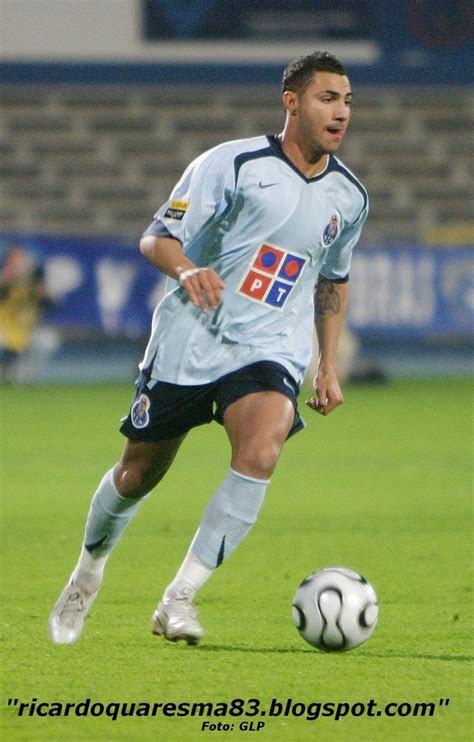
[314, 277, 341, 317]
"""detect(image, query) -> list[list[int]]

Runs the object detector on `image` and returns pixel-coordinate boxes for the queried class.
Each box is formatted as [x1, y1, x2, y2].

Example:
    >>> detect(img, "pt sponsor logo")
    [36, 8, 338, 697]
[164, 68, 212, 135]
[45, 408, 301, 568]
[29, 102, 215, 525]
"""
[237, 243, 306, 310]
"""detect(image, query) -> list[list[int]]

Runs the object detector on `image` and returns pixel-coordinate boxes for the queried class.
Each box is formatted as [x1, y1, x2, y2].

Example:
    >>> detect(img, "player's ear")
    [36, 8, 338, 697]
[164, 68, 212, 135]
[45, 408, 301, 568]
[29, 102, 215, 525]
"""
[283, 89, 298, 116]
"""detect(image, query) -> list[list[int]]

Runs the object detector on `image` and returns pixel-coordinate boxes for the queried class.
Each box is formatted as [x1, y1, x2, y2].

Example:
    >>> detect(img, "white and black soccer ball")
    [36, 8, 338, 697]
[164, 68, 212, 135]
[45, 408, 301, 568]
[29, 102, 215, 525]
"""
[292, 566, 379, 652]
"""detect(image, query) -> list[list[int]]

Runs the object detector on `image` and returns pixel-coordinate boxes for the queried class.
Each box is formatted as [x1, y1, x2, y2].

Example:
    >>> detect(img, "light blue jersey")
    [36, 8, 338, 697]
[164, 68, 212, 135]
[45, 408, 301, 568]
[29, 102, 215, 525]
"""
[141, 135, 368, 386]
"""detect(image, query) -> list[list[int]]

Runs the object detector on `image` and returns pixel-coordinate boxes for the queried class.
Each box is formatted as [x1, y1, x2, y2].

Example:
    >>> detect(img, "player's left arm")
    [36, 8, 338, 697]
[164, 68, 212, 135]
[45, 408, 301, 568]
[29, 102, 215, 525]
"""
[306, 276, 349, 416]
[308, 190, 368, 415]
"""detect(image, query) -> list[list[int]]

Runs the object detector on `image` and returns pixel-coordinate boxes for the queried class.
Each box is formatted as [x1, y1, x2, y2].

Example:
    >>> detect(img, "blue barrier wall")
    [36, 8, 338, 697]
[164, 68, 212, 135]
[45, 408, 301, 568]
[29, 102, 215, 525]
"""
[2, 233, 472, 344]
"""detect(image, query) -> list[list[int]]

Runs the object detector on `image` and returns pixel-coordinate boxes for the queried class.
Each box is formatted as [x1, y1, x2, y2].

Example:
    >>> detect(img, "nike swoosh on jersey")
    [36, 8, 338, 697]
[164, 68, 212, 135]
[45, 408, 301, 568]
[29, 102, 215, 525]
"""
[258, 181, 278, 188]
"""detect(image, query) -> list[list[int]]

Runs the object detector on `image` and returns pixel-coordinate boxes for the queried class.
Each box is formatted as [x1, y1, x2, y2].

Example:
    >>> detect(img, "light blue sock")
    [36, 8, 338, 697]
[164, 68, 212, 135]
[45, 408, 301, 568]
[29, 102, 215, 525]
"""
[191, 468, 270, 569]
[72, 468, 144, 592]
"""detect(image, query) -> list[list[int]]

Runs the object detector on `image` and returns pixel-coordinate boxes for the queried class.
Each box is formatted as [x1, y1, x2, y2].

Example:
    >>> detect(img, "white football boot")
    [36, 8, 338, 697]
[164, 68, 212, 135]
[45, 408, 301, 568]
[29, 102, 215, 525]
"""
[48, 581, 98, 644]
[151, 594, 204, 645]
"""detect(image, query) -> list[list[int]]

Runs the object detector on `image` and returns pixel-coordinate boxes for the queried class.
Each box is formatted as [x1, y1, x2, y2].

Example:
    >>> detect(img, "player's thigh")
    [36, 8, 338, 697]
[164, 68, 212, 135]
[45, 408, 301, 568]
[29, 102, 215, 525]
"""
[223, 391, 295, 478]
[115, 435, 186, 497]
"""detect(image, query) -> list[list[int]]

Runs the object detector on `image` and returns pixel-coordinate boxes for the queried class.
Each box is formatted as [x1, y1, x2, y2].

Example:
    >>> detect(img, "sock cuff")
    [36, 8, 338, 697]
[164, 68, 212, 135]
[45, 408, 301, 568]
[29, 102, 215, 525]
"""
[96, 468, 143, 515]
[229, 467, 271, 486]
[107, 467, 121, 497]
[109, 467, 151, 502]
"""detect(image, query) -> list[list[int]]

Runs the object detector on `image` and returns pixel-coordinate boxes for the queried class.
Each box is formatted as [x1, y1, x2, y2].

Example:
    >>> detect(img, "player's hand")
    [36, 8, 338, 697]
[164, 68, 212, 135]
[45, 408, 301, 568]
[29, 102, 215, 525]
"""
[305, 366, 344, 416]
[177, 266, 225, 313]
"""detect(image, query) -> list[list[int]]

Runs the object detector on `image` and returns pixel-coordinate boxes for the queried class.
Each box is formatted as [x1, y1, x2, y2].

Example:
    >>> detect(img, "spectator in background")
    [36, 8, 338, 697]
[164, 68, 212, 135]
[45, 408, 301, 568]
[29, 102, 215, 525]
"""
[0, 244, 52, 383]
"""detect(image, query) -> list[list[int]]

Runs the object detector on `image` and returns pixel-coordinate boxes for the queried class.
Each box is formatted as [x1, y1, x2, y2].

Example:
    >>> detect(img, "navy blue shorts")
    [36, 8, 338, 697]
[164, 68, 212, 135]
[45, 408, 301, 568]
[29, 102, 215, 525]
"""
[120, 361, 304, 442]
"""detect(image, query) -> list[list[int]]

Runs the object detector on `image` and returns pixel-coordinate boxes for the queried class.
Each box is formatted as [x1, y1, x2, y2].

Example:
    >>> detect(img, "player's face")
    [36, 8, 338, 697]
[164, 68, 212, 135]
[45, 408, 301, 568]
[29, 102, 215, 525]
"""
[287, 72, 352, 155]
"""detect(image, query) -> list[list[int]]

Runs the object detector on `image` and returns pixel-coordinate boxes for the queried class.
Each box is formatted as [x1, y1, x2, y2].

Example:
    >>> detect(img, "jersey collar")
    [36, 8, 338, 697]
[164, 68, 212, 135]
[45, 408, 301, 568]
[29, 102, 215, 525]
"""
[267, 135, 333, 183]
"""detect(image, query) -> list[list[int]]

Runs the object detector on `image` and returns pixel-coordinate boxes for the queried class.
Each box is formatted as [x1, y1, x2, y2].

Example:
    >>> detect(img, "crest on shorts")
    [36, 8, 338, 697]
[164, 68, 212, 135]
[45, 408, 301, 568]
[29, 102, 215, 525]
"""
[236, 243, 307, 311]
[322, 213, 341, 246]
[131, 394, 151, 429]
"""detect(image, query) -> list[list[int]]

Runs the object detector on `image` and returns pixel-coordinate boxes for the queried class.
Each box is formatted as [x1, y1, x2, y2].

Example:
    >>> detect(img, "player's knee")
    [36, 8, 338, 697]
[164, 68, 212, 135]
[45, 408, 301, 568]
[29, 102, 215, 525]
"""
[232, 441, 280, 480]
[114, 462, 160, 498]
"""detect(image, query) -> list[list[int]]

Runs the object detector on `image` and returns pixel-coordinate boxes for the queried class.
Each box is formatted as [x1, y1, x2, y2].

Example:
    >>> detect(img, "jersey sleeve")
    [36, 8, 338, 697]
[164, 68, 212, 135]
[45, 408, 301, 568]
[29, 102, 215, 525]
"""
[319, 202, 368, 282]
[144, 145, 236, 247]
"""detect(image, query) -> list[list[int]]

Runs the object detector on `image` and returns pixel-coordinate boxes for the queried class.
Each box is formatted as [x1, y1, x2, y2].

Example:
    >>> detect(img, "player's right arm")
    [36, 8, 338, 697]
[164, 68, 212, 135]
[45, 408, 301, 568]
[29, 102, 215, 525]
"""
[139, 234, 224, 313]
[140, 143, 239, 313]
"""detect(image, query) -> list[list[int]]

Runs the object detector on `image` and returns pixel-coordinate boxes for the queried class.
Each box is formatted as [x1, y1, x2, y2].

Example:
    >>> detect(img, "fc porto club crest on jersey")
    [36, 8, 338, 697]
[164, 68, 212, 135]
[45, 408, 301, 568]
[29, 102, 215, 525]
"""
[131, 393, 151, 429]
[237, 243, 307, 310]
[322, 213, 341, 246]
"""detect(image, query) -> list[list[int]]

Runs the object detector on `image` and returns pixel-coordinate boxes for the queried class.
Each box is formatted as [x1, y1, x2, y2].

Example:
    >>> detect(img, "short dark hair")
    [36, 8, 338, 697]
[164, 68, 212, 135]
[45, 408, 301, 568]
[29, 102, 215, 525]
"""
[282, 51, 347, 93]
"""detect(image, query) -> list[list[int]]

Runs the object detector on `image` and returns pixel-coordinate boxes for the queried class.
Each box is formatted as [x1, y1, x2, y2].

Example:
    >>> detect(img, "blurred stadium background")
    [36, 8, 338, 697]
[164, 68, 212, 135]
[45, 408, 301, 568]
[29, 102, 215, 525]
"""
[0, 0, 473, 384]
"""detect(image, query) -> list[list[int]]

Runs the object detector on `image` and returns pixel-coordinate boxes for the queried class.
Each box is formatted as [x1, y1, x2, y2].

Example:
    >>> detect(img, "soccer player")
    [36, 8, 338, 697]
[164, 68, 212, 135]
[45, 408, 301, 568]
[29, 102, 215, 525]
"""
[49, 51, 368, 645]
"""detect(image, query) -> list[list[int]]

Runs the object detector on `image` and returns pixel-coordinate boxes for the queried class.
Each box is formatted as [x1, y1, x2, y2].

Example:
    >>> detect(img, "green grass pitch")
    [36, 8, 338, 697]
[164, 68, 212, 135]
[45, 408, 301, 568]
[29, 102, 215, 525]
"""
[1, 378, 472, 740]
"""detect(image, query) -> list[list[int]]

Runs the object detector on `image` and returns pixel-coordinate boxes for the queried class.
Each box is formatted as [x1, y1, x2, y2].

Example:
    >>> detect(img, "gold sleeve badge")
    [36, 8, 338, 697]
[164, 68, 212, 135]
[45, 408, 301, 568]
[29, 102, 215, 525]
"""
[164, 200, 190, 221]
